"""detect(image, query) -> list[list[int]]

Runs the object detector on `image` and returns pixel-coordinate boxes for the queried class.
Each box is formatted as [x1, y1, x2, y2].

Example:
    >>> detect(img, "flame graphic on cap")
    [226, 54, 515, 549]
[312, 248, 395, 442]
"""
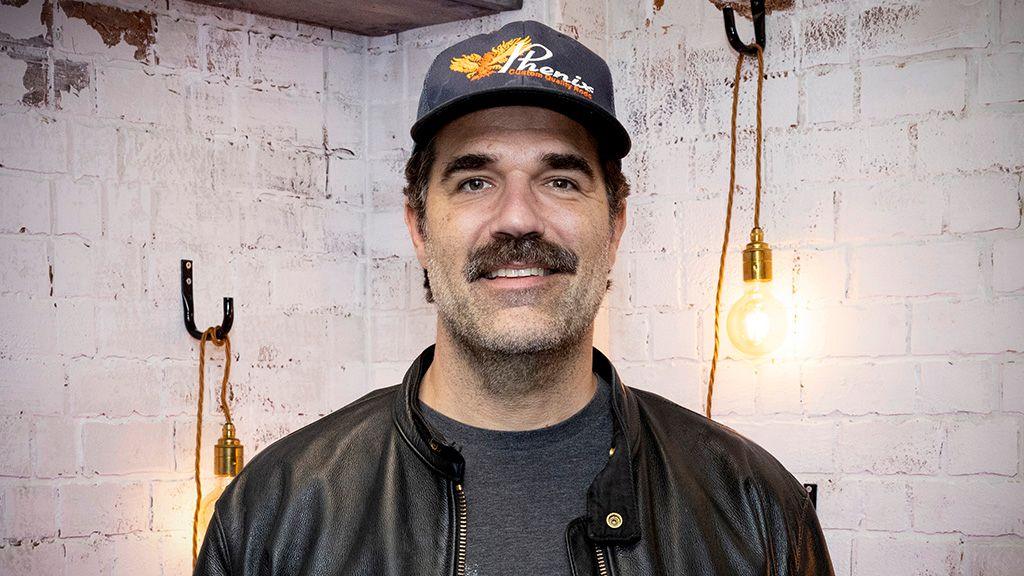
[449, 36, 532, 81]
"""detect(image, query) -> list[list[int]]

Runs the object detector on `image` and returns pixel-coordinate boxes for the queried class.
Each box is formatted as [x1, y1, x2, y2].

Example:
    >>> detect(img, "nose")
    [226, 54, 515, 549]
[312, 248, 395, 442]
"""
[488, 173, 546, 239]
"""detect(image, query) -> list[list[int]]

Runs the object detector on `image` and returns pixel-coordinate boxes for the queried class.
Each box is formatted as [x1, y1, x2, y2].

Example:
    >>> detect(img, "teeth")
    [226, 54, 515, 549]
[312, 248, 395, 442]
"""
[485, 267, 551, 279]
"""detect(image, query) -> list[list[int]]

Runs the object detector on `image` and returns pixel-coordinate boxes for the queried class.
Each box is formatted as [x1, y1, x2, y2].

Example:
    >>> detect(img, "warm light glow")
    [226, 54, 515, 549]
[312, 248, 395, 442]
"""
[726, 280, 788, 356]
[197, 475, 230, 544]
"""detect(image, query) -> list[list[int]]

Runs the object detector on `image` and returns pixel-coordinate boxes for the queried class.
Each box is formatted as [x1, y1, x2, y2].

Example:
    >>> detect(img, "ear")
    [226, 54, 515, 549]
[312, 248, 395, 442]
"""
[404, 201, 429, 269]
[607, 199, 627, 271]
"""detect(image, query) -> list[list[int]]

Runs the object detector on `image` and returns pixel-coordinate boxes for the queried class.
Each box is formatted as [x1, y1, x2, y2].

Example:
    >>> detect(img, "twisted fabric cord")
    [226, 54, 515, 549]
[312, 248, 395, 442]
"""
[707, 45, 765, 420]
[193, 326, 232, 566]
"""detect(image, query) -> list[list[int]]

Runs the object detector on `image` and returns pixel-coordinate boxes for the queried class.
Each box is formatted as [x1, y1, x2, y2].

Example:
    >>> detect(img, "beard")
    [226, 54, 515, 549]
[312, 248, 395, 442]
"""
[424, 230, 611, 399]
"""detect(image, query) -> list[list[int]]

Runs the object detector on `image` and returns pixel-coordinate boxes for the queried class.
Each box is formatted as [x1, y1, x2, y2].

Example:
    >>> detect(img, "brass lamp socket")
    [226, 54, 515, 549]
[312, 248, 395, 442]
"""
[742, 227, 773, 282]
[214, 422, 244, 477]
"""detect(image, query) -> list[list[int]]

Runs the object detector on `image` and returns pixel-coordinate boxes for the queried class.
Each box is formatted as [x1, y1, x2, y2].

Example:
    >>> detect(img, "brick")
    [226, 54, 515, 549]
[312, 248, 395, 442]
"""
[725, 419, 836, 474]
[0, 0, 49, 42]
[824, 530, 853, 576]
[203, 26, 247, 78]
[370, 313, 405, 363]
[797, 303, 907, 357]
[861, 57, 966, 119]
[818, 477, 911, 531]
[0, 172, 49, 234]
[0, 52, 29, 105]
[367, 209, 414, 258]
[945, 416, 1019, 476]
[155, 16, 199, 69]
[850, 241, 980, 298]
[0, 357, 65, 416]
[755, 361, 801, 415]
[858, 0, 990, 58]
[918, 359, 1000, 414]
[801, 10, 849, 66]
[252, 143, 327, 198]
[793, 248, 846, 304]
[911, 478, 1024, 536]
[0, 416, 32, 477]
[944, 173, 1021, 234]
[268, 254, 363, 311]
[631, 252, 682, 308]
[706, 73, 799, 133]
[250, 32, 323, 91]
[96, 67, 185, 125]
[58, 5, 153, 63]
[53, 178, 101, 240]
[837, 417, 941, 474]
[771, 125, 912, 185]
[60, 481, 148, 536]
[649, 308, 698, 360]
[235, 88, 322, 147]
[55, 298, 96, 357]
[324, 361, 370, 410]
[0, 113, 67, 173]
[325, 312, 366, 362]
[70, 121, 118, 180]
[804, 66, 855, 125]
[852, 534, 962, 576]
[624, 198, 679, 254]
[326, 93, 364, 154]
[993, 237, 1024, 293]
[761, 182, 835, 246]
[620, 359, 703, 413]
[0, 483, 58, 539]
[964, 539, 1024, 576]
[367, 102, 407, 155]
[836, 178, 944, 241]
[121, 127, 212, 186]
[804, 360, 916, 416]
[978, 51, 1024, 105]
[369, 258, 406, 311]
[1006, 360, 1024, 413]
[328, 155, 367, 208]
[0, 237, 48, 296]
[0, 296, 57, 357]
[918, 115, 1024, 174]
[1002, 0, 1024, 43]
[708, 359, 755, 416]
[68, 357, 163, 417]
[32, 416, 77, 478]
[0, 539, 65, 576]
[82, 421, 174, 474]
[911, 298, 1023, 354]
[611, 312, 648, 361]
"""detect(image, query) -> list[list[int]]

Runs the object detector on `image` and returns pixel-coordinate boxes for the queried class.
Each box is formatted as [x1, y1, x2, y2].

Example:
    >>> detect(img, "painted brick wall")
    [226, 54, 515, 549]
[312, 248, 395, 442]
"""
[0, 0, 369, 572]
[2, 0, 1022, 574]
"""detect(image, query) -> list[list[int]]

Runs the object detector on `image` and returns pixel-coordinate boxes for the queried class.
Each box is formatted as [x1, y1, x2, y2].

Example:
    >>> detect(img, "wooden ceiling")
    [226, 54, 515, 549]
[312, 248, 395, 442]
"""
[188, 0, 524, 36]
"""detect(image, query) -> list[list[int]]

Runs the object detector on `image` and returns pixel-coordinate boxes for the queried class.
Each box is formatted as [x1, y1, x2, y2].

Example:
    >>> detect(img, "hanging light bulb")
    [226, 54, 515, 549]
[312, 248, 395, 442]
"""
[197, 422, 244, 540]
[726, 227, 788, 356]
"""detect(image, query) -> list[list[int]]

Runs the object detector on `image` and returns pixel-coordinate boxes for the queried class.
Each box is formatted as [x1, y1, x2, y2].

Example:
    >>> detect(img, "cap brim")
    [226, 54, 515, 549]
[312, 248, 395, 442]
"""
[409, 87, 632, 159]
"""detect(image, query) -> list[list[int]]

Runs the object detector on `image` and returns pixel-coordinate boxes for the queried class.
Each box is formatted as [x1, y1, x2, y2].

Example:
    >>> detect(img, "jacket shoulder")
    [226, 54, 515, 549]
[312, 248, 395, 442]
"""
[628, 386, 811, 506]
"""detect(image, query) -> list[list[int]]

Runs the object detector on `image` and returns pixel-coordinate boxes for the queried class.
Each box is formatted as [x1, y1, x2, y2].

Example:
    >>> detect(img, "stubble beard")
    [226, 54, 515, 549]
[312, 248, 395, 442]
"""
[424, 236, 611, 401]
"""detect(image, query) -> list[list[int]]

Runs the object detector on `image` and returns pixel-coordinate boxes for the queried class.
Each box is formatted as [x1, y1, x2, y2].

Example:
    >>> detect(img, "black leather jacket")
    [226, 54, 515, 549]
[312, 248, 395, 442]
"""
[195, 345, 834, 575]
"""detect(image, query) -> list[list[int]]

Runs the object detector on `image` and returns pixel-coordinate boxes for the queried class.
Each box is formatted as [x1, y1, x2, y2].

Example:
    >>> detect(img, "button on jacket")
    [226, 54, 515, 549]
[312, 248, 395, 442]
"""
[194, 345, 835, 575]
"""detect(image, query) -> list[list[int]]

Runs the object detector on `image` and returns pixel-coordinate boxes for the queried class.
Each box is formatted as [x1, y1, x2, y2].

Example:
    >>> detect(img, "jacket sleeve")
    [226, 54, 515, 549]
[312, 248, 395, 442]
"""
[794, 497, 835, 576]
[193, 507, 232, 576]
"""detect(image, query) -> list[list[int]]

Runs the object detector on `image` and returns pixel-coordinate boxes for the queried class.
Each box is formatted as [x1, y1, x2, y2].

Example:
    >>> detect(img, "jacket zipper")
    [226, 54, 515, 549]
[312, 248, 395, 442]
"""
[454, 483, 468, 576]
[593, 544, 610, 576]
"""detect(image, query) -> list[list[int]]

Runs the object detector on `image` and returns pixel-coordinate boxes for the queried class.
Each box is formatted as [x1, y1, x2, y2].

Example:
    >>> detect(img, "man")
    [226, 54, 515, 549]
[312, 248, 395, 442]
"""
[195, 20, 834, 576]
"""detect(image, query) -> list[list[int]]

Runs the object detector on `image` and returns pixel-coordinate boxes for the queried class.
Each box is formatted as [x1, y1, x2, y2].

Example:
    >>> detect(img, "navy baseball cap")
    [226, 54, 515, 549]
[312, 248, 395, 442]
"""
[411, 20, 631, 159]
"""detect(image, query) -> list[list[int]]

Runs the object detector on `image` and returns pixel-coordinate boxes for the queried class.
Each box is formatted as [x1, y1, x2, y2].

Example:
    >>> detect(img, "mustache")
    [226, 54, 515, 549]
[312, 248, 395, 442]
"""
[464, 232, 579, 282]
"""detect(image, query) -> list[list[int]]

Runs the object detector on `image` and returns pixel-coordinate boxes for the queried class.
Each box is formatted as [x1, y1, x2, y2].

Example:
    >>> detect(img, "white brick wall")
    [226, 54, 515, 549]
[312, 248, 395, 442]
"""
[1, 0, 1022, 573]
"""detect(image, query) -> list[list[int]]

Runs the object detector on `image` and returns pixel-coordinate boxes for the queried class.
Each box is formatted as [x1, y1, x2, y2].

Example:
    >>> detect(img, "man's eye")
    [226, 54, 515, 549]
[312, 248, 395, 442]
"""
[548, 178, 578, 191]
[458, 178, 491, 193]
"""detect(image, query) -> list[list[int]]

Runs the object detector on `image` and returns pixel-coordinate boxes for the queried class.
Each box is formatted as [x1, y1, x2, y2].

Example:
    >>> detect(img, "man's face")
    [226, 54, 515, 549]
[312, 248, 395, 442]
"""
[404, 106, 627, 356]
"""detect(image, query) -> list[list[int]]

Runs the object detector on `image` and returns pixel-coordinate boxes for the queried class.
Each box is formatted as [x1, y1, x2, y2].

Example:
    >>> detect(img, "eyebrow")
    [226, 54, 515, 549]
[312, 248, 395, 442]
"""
[540, 152, 595, 179]
[440, 153, 497, 183]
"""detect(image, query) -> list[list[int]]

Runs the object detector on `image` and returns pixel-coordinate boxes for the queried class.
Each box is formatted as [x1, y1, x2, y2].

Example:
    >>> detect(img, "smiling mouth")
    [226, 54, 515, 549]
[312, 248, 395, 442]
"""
[483, 267, 555, 280]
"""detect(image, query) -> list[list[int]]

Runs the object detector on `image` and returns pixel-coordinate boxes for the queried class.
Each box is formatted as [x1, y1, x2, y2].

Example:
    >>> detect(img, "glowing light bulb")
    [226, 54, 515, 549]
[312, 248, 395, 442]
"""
[726, 280, 787, 356]
[725, 227, 788, 357]
[197, 474, 230, 540]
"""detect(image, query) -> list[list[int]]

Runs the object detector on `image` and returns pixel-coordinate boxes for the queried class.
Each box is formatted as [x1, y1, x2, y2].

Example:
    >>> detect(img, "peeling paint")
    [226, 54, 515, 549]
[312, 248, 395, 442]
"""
[653, 0, 665, 11]
[1, 0, 32, 7]
[860, 4, 921, 45]
[21, 58, 47, 106]
[708, 0, 794, 18]
[54, 58, 89, 107]
[58, 0, 156, 62]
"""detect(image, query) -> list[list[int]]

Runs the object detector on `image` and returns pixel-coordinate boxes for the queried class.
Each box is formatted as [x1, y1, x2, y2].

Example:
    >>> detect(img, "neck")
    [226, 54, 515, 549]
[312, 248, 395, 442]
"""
[419, 323, 598, 431]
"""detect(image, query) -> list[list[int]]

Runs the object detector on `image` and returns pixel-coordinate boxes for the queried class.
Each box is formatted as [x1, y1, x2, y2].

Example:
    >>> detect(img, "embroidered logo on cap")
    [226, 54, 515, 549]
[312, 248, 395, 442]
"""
[449, 35, 595, 100]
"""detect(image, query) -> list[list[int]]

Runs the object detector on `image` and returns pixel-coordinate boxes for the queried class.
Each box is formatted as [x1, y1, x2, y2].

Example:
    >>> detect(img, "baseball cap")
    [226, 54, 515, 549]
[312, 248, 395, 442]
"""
[411, 20, 632, 159]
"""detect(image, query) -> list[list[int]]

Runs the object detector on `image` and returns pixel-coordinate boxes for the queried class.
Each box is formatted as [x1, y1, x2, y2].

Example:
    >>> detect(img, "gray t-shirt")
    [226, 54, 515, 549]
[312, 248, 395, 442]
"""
[419, 374, 613, 576]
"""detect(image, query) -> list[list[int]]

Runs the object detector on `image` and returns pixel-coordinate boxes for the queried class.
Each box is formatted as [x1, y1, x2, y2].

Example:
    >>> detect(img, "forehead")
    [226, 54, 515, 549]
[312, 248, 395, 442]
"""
[431, 106, 600, 163]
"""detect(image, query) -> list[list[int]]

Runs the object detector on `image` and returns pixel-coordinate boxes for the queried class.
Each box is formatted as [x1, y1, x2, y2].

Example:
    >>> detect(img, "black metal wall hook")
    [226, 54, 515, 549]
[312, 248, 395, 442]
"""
[723, 0, 766, 55]
[181, 259, 233, 340]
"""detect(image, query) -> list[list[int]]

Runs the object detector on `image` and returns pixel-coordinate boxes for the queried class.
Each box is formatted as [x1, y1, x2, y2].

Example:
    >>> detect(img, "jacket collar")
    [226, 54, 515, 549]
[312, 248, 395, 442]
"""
[392, 344, 642, 545]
